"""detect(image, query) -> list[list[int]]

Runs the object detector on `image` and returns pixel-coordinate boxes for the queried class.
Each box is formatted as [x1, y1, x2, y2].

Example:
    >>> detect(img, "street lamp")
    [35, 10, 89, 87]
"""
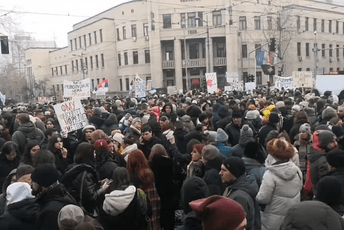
[313, 31, 318, 82]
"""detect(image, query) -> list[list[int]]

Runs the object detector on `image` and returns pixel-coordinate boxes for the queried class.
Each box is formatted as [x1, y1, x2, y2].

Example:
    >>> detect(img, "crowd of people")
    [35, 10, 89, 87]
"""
[0, 87, 344, 230]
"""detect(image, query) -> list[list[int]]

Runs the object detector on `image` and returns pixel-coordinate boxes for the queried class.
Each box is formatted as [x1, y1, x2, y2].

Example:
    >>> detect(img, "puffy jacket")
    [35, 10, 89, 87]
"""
[256, 160, 303, 230]
[307, 146, 329, 194]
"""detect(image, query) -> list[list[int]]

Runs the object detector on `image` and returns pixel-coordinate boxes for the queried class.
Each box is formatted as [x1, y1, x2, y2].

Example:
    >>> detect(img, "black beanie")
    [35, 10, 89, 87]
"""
[31, 164, 59, 187]
[326, 149, 344, 168]
[222, 157, 246, 178]
[316, 177, 342, 205]
[244, 141, 267, 164]
[317, 130, 336, 148]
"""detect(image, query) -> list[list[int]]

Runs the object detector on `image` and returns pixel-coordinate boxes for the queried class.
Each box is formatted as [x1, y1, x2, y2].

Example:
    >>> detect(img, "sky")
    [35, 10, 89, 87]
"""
[0, 0, 128, 47]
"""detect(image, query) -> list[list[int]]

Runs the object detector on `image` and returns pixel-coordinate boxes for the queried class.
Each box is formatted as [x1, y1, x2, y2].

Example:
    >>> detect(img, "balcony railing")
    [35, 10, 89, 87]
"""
[162, 60, 175, 69]
[214, 57, 226, 66]
[183, 58, 206, 68]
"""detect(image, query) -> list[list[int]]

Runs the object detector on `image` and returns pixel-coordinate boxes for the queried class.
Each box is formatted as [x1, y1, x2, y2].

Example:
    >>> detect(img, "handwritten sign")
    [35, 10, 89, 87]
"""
[167, 86, 178, 95]
[134, 75, 146, 98]
[53, 98, 89, 133]
[292, 72, 313, 88]
[206, 72, 218, 94]
[64, 78, 90, 98]
[275, 76, 294, 90]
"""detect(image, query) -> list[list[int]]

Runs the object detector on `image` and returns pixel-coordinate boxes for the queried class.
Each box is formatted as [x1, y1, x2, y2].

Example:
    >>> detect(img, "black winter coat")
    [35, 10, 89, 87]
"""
[203, 156, 225, 195]
[139, 136, 163, 159]
[0, 198, 38, 230]
[258, 123, 277, 147]
[89, 115, 105, 129]
[174, 128, 188, 154]
[307, 147, 329, 194]
[11, 122, 45, 154]
[101, 113, 118, 135]
[225, 121, 256, 147]
[0, 154, 20, 189]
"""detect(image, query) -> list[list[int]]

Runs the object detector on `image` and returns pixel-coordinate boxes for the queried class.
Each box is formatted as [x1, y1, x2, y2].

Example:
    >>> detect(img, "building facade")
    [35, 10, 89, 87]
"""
[26, 0, 344, 98]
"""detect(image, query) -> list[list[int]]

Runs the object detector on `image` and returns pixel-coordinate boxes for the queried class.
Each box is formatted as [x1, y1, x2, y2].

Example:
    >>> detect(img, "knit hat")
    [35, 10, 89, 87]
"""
[94, 139, 110, 151]
[222, 157, 246, 178]
[275, 101, 285, 109]
[316, 177, 342, 206]
[330, 117, 341, 126]
[112, 133, 124, 144]
[266, 138, 295, 160]
[204, 131, 217, 142]
[216, 128, 228, 142]
[31, 164, 59, 187]
[299, 101, 309, 108]
[247, 104, 256, 110]
[190, 195, 246, 230]
[131, 117, 141, 126]
[232, 111, 242, 118]
[332, 125, 344, 138]
[317, 130, 336, 148]
[245, 110, 259, 120]
[315, 124, 330, 131]
[6, 182, 33, 205]
[326, 149, 344, 168]
[244, 141, 267, 164]
[202, 145, 220, 162]
[299, 123, 312, 135]
[58, 204, 84, 230]
[82, 125, 96, 133]
[240, 124, 253, 138]
[269, 113, 279, 123]
[291, 105, 301, 112]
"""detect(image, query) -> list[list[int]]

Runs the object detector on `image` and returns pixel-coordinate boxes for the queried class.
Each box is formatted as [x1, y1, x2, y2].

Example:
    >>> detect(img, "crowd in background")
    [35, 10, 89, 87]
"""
[0, 87, 344, 230]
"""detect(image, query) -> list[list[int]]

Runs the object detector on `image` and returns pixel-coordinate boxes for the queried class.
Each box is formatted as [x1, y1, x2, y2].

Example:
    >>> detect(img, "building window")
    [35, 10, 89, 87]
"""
[277, 17, 281, 31]
[306, 43, 310, 57]
[83, 35, 87, 47]
[343, 22, 344, 34]
[187, 12, 203, 28]
[84, 57, 88, 70]
[336, 21, 339, 34]
[91, 79, 94, 90]
[256, 71, 262, 84]
[305, 17, 309, 31]
[80, 59, 83, 70]
[118, 53, 122, 66]
[321, 19, 324, 32]
[124, 52, 128, 65]
[298, 68, 302, 71]
[117, 28, 120, 41]
[254, 16, 261, 30]
[51, 68, 54, 76]
[101, 54, 104, 67]
[119, 79, 123, 91]
[343, 45, 344, 57]
[255, 43, 261, 56]
[322, 44, 325, 57]
[125, 78, 129, 91]
[94, 31, 97, 44]
[131, 24, 137, 37]
[122, 26, 126, 39]
[189, 43, 199, 59]
[56, 67, 58, 76]
[57, 84, 59, 92]
[143, 23, 149, 36]
[313, 18, 317, 32]
[239, 16, 247, 30]
[145, 50, 150, 63]
[165, 46, 174, 60]
[70, 40, 73, 51]
[95, 55, 99, 68]
[306, 68, 310, 71]
[79, 37, 82, 49]
[75, 60, 79, 71]
[297, 16, 300, 30]
[74, 38, 77, 50]
[336, 45, 339, 57]
[65, 65, 67, 74]
[89, 33, 92, 45]
[329, 44, 333, 57]
[163, 14, 172, 28]
[100, 29, 103, 42]
[71, 61, 74, 73]
[60, 66, 63, 75]
[267, 16, 272, 30]
[297, 42, 301, 56]
[242, 44, 247, 58]
[180, 13, 186, 28]
[216, 43, 226, 57]
[213, 11, 222, 26]
[133, 51, 138, 64]
[329, 20, 332, 33]
[97, 78, 100, 86]
[90, 56, 93, 69]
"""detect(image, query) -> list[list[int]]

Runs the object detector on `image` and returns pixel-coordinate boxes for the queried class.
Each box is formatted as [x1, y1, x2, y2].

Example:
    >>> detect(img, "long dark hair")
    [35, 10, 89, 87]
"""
[47, 134, 63, 153]
[74, 142, 95, 168]
[110, 167, 130, 191]
[21, 140, 40, 165]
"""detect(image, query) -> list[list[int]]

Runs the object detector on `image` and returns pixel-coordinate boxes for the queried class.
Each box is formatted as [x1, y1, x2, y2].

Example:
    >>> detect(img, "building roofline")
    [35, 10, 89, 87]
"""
[49, 46, 69, 53]
[68, 17, 114, 34]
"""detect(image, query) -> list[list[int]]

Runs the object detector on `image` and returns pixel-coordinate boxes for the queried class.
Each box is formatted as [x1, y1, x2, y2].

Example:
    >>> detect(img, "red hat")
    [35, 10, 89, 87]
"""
[94, 139, 109, 151]
[190, 195, 246, 230]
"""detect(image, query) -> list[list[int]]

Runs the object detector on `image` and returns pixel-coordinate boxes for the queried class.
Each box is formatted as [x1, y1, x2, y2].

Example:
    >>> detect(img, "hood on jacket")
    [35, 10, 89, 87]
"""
[6, 182, 33, 205]
[307, 147, 326, 163]
[7, 198, 38, 221]
[266, 160, 300, 180]
[122, 144, 138, 161]
[181, 177, 210, 214]
[17, 121, 36, 134]
[218, 106, 230, 118]
[103, 113, 118, 127]
[103, 185, 136, 216]
[242, 157, 264, 172]
[229, 174, 258, 199]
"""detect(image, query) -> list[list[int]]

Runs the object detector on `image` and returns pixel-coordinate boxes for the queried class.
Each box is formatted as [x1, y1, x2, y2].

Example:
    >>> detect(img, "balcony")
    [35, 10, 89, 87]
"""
[214, 57, 226, 66]
[162, 60, 175, 69]
[183, 58, 206, 68]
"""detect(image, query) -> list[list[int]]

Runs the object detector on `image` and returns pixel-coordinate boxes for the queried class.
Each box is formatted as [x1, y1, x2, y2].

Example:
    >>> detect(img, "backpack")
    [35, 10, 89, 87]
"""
[21, 130, 43, 145]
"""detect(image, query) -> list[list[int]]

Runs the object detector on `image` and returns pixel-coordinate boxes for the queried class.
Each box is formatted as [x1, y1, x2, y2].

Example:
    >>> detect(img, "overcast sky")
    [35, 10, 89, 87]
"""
[0, 0, 127, 47]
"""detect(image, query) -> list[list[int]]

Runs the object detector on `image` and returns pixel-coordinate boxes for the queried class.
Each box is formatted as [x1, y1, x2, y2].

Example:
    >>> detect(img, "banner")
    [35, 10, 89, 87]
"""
[316, 75, 344, 96]
[206, 72, 218, 94]
[256, 50, 264, 67]
[275, 76, 294, 90]
[134, 75, 146, 98]
[93, 79, 109, 94]
[0, 91, 5, 105]
[292, 71, 313, 88]
[64, 78, 90, 98]
[226, 72, 238, 83]
[167, 86, 178, 95]
[245, 82, 256, 94]
[53, 98, 89, 133]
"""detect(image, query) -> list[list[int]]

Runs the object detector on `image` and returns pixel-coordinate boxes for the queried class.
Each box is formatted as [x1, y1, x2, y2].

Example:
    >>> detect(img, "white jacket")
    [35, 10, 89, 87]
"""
[256, 158, 303, 230]
[103, 185, 136, 216]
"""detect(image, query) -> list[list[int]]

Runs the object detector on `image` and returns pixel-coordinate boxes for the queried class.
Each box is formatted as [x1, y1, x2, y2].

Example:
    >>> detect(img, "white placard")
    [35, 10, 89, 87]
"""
[53, 98, 89, 133]
[134, 75, 146, 98]
[226, 72, 239, 83]
[316, 75, 344, 96]
[292, 72, 313, 88]
[0, 91, 5, 105]
[275, 76, 294, 90]
[245, 82, 256, 93]
[63, 78, 90, 98]
[167, 86, 178, 95]
[206, 72, 218, 94]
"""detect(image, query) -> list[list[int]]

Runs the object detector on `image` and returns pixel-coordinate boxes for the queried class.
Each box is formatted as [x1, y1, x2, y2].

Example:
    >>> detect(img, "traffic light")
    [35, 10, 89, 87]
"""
[269, 38, 276, 52]
[1, 36, 9, 54]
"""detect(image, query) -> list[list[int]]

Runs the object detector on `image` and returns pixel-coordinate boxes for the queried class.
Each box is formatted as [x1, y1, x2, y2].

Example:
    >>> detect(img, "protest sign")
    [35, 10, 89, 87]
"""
[245, 82, 256, 94]
[206, 72, 218, 94]
[0, 91, 5, 105]
[53, 98, 89, 133]
[134, 75, 146, 98]
[64, 78, 90, 98]
[292, 72, 313, 88]
[167, 86, 178, 95]
[316, 75, 344, 96]
[146, 80, 152, 91]
[275, 76, 294, 90]
[226, 72, 238, 83]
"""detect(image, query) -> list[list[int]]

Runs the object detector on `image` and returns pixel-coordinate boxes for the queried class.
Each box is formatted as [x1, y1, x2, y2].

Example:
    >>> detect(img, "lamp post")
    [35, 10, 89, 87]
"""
[313, 31, 318, 83]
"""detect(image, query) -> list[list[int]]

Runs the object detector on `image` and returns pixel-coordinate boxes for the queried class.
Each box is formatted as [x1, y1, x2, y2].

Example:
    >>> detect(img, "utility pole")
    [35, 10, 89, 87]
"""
[183, 19, 189, 92]
[238, 32, 245, 90]
[206, 14, 210, 74]
[313, 31, 318, 85]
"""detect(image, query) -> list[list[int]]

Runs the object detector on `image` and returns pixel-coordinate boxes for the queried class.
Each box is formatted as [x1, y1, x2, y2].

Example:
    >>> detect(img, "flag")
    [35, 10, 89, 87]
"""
[256, 50, 264, 67]
[94, 79, 109, 93]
